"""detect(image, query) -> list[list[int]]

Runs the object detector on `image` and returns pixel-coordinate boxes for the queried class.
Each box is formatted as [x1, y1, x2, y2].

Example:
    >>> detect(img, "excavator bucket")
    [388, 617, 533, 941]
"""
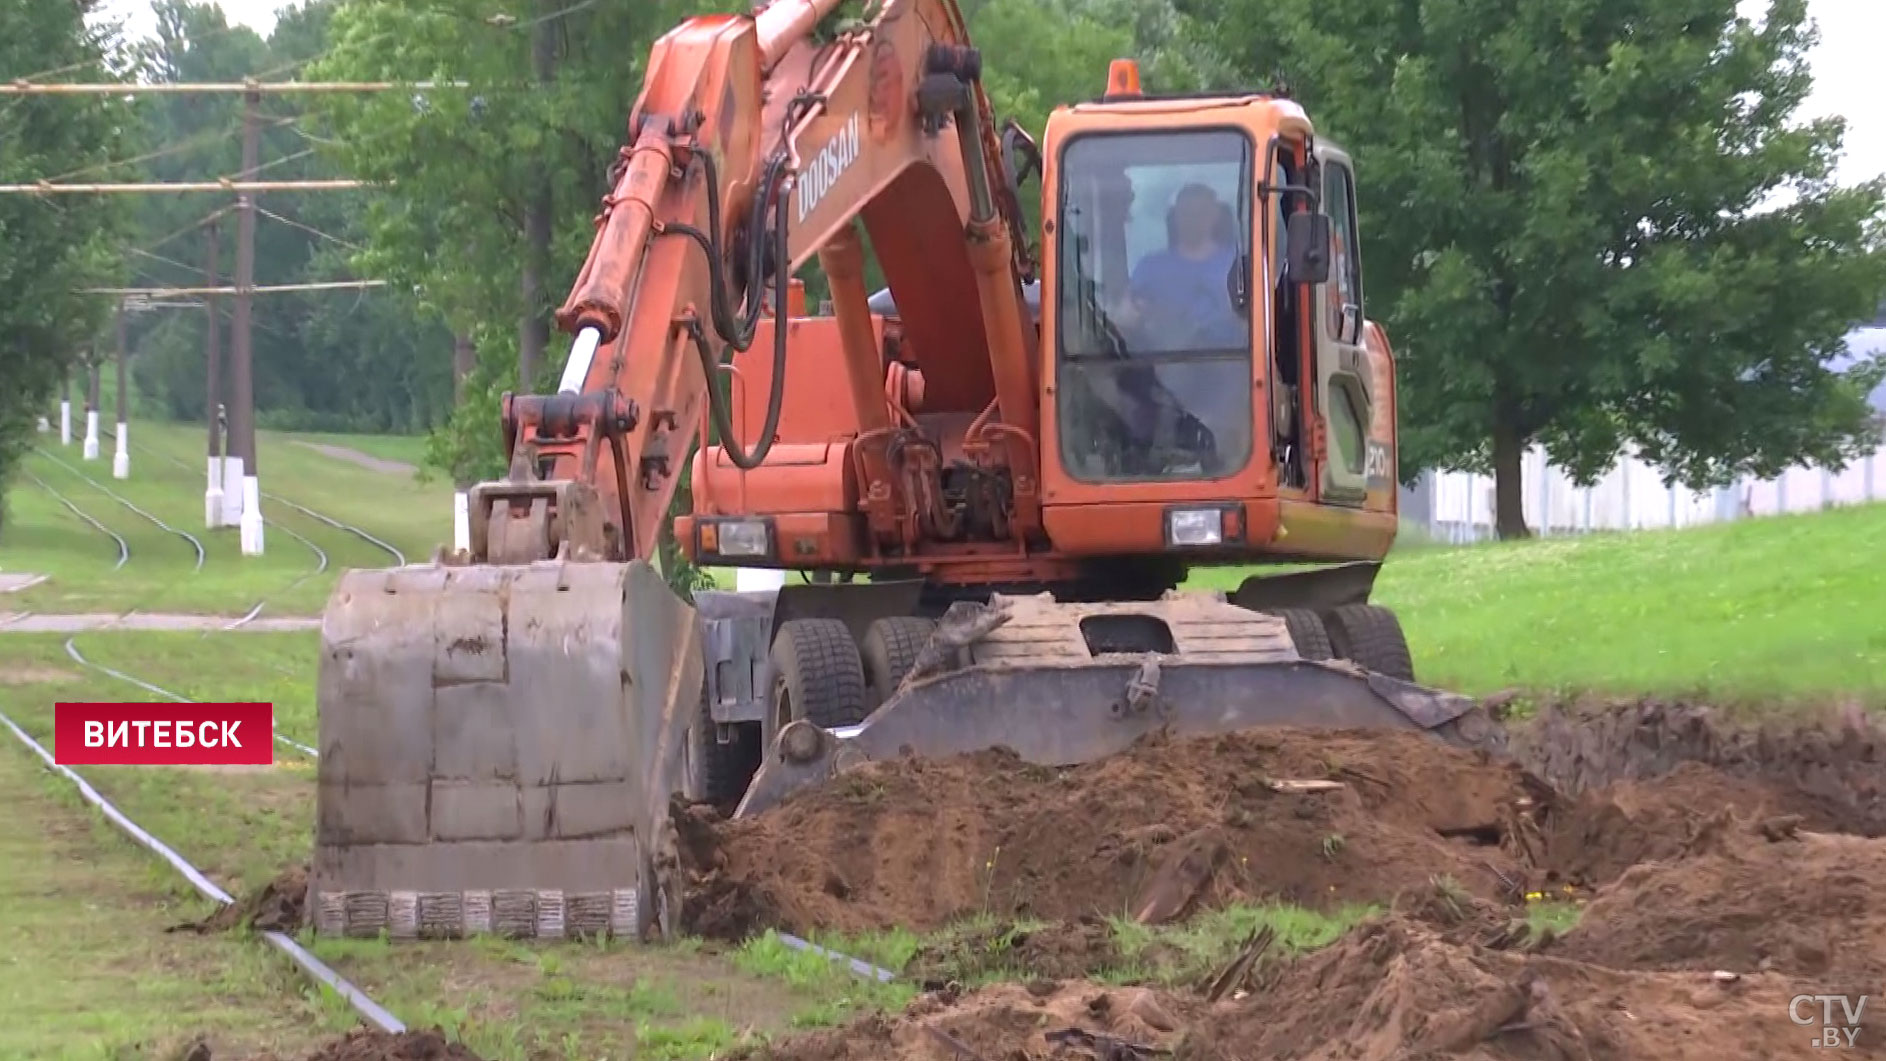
[736, 591, 1505, 818]
[310, 559, 703, 941]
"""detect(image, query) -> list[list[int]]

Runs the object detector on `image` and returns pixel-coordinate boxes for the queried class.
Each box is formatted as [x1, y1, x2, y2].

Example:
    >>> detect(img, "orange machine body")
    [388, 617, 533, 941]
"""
[681, 89, 1399, 590]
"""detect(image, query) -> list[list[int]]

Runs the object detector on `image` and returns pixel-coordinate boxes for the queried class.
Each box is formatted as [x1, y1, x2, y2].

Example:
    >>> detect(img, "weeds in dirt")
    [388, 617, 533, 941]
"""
[1320, 832, 1346, 859]
[1107, 902, 1373, 985]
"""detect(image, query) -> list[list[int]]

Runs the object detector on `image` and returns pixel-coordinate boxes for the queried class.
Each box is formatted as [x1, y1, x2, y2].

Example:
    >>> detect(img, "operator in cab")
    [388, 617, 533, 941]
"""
[1108, 182, 1246, 350]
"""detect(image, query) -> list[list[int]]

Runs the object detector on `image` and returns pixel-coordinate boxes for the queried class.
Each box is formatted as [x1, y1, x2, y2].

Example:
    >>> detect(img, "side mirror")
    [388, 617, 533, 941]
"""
[1286, 212, 1331, 285]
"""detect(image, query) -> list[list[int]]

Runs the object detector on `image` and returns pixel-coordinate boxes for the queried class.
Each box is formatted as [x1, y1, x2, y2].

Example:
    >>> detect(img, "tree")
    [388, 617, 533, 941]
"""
[0, 0, 129, 533]
[1194, 0, 1886, 537]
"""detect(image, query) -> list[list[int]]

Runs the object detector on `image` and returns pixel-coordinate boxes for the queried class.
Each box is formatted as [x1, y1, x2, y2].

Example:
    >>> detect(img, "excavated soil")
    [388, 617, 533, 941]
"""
[706, 698, 1886, 1058]
[1555, 823, 1886, 990]
[239, 1030, 485, 1061]
[174, 865, 307, 934]
[677, 728, 1557, 939]
[677, 700, 1884, 941]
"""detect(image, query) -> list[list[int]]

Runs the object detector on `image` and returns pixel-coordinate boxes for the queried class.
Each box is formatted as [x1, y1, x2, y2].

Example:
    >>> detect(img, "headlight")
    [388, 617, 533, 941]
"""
[702, 518, 772, 558]
[1166, 508, 1223, 547]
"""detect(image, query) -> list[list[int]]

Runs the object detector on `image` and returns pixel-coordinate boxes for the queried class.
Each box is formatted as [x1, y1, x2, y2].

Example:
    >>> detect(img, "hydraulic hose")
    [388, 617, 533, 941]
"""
[665, 151, 794, 471]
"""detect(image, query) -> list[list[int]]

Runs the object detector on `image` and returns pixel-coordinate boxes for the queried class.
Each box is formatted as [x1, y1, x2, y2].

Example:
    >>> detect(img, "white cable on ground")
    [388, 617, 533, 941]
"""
[0, 709, 402, 1034]
[37, 447, 205, 571]
[61, 638, 318, 760]
[265, 492, 407, 567]
[776, 932, 899, 983]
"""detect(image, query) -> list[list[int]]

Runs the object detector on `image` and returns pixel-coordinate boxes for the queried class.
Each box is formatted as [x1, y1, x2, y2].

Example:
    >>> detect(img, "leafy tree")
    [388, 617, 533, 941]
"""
[0, 0, 130, 533]
[1193, 0, 1886, 536]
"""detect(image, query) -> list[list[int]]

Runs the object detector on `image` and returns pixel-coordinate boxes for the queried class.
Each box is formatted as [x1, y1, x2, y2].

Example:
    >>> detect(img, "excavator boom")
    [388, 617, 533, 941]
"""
[312, 0, 1037, 941]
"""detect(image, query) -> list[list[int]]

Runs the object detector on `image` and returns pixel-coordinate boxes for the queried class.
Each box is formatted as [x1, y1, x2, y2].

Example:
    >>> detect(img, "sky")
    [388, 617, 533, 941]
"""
[92, 0, 1886, 187]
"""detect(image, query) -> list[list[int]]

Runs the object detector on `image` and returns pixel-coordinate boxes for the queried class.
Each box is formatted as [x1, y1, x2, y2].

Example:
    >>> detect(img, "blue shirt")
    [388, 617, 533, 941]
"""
[1127, 246, 1246, 352]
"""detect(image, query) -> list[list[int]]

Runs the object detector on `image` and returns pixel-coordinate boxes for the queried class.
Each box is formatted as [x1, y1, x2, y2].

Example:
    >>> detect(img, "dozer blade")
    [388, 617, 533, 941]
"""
[736, 591, 1503, 818]
[311, 559, 702, 941]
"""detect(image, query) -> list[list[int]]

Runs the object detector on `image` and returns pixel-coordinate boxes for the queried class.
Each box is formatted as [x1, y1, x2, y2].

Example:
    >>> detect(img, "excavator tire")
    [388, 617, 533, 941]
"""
[1324, 603, 1416, 682]
[767, 618, 868, 741]
[1267, 606, 1335, 661]
[860, 616, 938, 711]
[692, 694, 759, 805]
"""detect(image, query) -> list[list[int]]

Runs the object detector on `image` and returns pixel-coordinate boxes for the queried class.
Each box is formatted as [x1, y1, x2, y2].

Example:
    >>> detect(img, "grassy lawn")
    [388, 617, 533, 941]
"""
[4, 420, 452, 616]
[0, 727, 340, 1060]
[1188, 500, 1886, 704]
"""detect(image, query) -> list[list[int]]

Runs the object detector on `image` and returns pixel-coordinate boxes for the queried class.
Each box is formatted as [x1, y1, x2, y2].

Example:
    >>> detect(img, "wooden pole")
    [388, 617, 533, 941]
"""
[0, 80, 471, 95]
[113, 300, 130, 478]
[0, 179, 372, 194]
[80, 280, 386, 296]
[232, 88, 262, 554]
[205, 218, 224, 528]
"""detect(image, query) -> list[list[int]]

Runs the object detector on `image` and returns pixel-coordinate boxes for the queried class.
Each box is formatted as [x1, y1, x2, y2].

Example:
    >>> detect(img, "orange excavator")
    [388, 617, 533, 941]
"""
[311, 0, 1497, 942]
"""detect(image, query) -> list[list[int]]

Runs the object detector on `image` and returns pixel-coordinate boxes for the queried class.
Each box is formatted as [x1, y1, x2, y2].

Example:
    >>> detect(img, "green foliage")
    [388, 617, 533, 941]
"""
[1195, 0, 1886, 535]
[0, 0, 132, 530]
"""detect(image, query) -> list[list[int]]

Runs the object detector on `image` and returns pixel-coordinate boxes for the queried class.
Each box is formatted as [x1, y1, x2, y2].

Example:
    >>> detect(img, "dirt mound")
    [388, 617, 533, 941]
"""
[236, 1030, 485, 1061]
[173, 865, 307, 935]
[1182, 914, 1880, 1060]
[735, 981, 1199, 1061]
[1556, 825, 1886, 989]
[678, 729, 1549, 939]
[1509, 697, 1886, 834]
[749, 916, 1870, 1061]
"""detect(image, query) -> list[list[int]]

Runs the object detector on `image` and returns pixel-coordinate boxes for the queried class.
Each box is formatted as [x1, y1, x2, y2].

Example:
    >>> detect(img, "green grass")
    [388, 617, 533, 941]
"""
[0, 731, 340, 1060]
[1189, 500, 1886, 703]
[4, 419, 452, 616]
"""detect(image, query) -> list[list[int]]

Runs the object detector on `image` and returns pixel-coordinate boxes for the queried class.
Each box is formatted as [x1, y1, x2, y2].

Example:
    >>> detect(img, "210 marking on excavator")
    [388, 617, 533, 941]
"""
[795, 111, 861, 224]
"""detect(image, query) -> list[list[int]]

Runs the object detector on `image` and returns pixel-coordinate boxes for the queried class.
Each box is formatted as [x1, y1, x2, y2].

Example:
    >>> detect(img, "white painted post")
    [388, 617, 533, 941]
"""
[1666, 484, 1676, 528]
[82, 408, 99, 461]
[222, 456, 245, 526]
[59, 400, 71, 446]
[112, 421, 130, 480]
[452, 489, 471, 553]
[1821, 467, 1834, 510]
[239, 473, 264, 555]
[1582, 487, 1593, 533]
[1537, 457, 1552, 537]
[205, 456, 224, 529]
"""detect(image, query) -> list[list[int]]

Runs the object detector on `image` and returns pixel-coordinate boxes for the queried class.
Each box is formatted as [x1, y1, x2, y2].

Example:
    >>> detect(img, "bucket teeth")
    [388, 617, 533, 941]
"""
[312, 559, 702, 941]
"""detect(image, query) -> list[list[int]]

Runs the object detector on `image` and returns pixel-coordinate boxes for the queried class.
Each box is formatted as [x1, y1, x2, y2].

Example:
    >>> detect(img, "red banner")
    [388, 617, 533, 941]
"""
[53, 702, 275, 765]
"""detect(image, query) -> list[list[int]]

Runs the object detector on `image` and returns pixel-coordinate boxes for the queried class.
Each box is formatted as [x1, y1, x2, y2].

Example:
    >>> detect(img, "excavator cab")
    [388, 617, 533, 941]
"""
[310, 5, 1496, 946]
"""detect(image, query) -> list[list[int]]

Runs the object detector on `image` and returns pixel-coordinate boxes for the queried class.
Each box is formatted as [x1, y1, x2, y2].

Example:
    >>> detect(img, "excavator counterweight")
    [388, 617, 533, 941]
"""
[311, 0, 1494, 941]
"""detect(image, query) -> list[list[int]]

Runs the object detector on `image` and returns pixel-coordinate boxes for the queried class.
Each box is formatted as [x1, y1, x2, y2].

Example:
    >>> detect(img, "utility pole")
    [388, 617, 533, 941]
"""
[518, 0, 559, 391]
[204, 218, 225, 529]
[113, 300, 130, 479]
[452, 331, 475, 554]
[231, 87, 263, 555]
[83, 355, 100, 460]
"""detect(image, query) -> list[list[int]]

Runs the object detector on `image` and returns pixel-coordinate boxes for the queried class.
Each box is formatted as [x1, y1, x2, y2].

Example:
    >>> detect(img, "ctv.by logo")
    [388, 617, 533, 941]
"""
[1793, 994, 1867, 1048]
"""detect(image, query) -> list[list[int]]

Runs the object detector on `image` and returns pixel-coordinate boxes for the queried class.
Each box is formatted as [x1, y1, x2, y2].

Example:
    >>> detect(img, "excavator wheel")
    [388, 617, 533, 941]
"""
[692, 692, 760, 805]
[1267, 607, 1335, 661]
[1324, 603, 1416, 681]
[860, 616, 938, 711]
[767, 619, 869, 749]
